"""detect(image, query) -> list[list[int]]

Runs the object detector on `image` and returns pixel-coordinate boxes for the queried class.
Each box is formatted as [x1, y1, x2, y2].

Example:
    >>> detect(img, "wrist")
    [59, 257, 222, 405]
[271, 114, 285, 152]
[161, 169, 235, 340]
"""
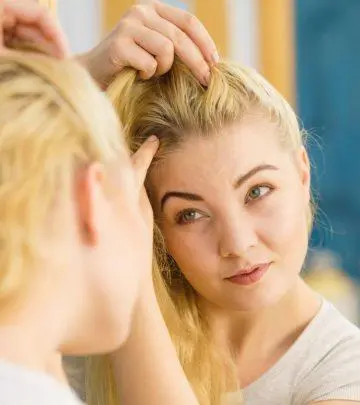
[75, 51, 108, 90]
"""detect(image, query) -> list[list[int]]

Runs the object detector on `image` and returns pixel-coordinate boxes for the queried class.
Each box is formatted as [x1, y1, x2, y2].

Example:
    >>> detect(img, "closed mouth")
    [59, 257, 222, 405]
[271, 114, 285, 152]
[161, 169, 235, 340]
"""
[226, 263, 271, 278]
[224, 262, 272, 286]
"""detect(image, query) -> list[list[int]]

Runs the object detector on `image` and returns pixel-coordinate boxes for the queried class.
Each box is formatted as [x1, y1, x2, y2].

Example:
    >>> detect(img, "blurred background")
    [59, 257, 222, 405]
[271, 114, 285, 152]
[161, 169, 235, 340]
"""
[51, 0, 360, 324]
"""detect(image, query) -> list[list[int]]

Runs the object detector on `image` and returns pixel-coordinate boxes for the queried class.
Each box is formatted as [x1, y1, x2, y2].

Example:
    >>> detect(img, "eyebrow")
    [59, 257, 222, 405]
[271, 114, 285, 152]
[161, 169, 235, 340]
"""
[161, 191, 203, 211]
[234, 164, 278, 188]
[160, 164, 278, 211]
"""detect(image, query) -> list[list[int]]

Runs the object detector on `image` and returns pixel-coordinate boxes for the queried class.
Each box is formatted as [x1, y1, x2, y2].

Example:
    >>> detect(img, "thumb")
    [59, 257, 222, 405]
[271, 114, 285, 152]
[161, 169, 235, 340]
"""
[131, 136, 159, 190]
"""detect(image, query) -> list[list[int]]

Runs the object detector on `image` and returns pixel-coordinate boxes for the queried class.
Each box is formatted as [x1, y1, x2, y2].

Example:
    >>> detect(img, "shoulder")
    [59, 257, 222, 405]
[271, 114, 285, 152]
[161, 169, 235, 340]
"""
[293, 300, 360, 404]
[0, 360, 84, 405]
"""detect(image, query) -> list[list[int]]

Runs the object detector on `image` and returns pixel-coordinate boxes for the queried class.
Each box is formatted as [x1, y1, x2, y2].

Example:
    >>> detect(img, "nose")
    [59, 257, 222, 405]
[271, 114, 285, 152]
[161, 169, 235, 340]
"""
[218, 211, 258, 258]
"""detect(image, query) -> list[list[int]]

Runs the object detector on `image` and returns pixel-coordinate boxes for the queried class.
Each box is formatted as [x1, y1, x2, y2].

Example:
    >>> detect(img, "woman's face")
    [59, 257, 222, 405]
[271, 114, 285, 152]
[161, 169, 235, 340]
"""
[148, 116, 311, 311]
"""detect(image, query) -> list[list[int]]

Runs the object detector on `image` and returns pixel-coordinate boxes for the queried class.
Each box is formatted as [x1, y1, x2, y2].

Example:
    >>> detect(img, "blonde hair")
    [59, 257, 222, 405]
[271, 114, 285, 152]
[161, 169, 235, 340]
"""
[0, 52, 124, 314]
[85, 59, 308, 405]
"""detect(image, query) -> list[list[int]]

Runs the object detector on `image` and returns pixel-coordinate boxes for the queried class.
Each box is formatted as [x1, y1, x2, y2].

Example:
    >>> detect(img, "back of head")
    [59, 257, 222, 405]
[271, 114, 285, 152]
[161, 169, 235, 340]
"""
[0, 52, 123, 313]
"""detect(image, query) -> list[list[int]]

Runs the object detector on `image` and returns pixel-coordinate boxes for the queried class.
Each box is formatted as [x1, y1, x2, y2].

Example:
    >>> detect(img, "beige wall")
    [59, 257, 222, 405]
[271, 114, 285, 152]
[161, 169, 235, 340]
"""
[102, 0, 133, 34]
[258, 0, 295, 104]
[194, 0, 228, 58]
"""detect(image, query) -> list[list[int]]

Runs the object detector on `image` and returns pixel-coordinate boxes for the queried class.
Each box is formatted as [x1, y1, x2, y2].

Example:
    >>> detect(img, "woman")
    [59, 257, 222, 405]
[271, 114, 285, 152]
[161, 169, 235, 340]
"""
[0, 49, 161, 404]
[1, 3, 222, 405]
[87, 59, 360, 405]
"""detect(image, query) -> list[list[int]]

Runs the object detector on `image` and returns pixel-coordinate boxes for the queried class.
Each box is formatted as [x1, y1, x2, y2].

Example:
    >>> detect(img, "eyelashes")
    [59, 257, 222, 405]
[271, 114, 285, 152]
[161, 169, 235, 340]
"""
[174, 184, 275, 226]
[176, 209, 206, 225]
[245, 184, 273, 204]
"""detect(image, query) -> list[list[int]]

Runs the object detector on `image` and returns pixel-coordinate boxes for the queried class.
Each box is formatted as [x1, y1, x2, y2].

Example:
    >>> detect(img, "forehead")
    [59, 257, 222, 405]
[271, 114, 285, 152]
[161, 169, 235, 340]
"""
[148, 117, 291, 194]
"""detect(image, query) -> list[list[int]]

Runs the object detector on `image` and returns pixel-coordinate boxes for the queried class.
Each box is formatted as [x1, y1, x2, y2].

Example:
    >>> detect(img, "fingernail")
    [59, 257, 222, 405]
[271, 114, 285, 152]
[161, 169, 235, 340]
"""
[147, 135, 158, 142]
[211, 51, 220, 64]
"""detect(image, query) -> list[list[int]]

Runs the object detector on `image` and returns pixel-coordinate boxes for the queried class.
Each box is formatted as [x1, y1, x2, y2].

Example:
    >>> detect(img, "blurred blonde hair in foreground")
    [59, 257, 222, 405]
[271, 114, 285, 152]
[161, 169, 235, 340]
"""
[85, 58, 309, 405]
[0, 51, 123, 315]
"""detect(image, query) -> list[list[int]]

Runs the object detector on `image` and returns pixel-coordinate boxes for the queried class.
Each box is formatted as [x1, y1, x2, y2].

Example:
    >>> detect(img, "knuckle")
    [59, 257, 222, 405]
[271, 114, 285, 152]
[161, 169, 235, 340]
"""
[117, 18, 136, 34]
[183, 12, 198, 30]
[129, 4, 148, 20]
[162, 38, 174, 55]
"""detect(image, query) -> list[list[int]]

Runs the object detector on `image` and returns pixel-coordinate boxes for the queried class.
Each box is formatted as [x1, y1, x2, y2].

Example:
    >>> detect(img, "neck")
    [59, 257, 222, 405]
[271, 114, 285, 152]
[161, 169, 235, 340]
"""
[201, 277, 321, 383]
[0, 278, 71, 384]
[0, 321, 67, 383]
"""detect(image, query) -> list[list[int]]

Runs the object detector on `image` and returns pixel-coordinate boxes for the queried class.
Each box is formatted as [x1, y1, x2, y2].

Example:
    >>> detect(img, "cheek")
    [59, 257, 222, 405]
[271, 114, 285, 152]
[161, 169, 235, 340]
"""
[161, 225, 217, 282]
[272, 205, 306, 243]
[259, 190, 309, 266]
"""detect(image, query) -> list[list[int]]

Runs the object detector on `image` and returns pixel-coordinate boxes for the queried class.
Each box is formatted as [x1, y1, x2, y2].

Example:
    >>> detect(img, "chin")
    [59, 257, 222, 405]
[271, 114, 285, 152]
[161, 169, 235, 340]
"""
[220, 281, 292, 313]
[233, 294, 282, 312]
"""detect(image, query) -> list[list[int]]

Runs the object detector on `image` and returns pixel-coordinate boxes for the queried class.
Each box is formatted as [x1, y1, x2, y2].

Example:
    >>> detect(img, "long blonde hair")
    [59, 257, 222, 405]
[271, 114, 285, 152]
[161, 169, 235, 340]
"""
[0, 52, 124, 314]
[85, 59, 307, 405]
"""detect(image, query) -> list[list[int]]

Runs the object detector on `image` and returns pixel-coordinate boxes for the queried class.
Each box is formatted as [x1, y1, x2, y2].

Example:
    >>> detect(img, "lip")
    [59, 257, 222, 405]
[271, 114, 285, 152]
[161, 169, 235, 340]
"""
[225, 263, 271, 286]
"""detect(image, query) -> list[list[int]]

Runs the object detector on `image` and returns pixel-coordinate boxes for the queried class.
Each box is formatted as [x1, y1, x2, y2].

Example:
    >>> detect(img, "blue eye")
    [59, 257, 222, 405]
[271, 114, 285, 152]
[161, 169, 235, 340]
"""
[176, 209, 204, 224]
[246, 185, 272, 203]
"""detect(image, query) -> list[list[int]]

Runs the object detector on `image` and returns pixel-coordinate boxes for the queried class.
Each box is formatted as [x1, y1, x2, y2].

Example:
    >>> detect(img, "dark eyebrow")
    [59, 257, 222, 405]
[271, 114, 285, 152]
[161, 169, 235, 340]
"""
[160, 164, 278, 211]
[234, 164, 278, 188]
[160, 192, 203, 211]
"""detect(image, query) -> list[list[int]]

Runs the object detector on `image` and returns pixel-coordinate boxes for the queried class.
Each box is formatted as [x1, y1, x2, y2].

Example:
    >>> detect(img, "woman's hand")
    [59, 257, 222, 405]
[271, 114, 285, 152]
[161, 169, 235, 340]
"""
[79, 0, 218, 88]
[0, 0, 69, 58]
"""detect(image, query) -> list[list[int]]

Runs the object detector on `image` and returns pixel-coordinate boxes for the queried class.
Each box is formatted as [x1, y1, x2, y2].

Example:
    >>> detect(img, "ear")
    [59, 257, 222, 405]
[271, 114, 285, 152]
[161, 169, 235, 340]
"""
[296, 146, 311, 204]
[76, 163, 108, 246]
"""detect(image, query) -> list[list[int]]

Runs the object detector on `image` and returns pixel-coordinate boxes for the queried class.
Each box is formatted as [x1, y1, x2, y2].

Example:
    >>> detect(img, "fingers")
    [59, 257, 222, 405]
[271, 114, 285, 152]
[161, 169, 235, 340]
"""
[1, 0, 69, 58]
[82, 1, 219, 87]
[13, 25, 63, 57]
[153, 1, 219, 64]
[142, 10, 210, 84]
[133, 25, 174, 76]
[131, 136, 159, 189]
[109, 37, 157, 80]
